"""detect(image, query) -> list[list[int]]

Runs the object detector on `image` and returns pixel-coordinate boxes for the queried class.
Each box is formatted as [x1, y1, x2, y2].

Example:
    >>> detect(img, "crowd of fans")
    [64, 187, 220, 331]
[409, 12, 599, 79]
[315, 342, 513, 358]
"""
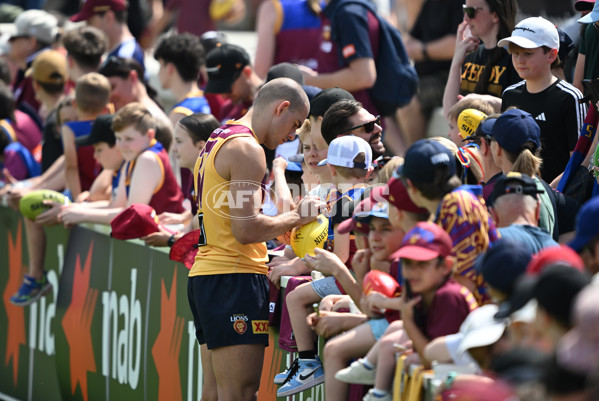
[1, 0, 599, 400]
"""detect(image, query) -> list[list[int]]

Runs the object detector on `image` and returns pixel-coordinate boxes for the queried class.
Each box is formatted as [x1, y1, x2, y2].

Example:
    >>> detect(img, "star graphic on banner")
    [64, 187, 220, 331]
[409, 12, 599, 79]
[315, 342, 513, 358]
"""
[3, 221, 26, 386]
[61, 242, 98, 401]
[151, 268, 184, 401]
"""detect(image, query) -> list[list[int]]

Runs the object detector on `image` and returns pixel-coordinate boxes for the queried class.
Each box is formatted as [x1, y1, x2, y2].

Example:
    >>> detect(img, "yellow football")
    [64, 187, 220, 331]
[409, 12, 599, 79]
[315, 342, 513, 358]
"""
[19, 189, 70, 220]
[290, 214, 329, 258]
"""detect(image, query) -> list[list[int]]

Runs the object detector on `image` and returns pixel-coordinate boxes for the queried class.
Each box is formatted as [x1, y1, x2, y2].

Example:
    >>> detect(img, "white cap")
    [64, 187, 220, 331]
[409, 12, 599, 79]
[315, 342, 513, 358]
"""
[457, 304, 509, 356]
[11, 10, 59, 43]
[318, 135, 372, 170]
[498, 17, 559, 50]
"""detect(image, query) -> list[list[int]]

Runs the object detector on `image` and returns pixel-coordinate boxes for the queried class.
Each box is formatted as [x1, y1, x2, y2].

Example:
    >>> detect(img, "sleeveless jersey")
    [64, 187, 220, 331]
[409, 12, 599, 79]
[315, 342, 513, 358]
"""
[171, 90, 211, 116]
[272, 0, 323, 69]
[64, 120, 101, 191]
[123, 139, 185, 214]
[190, 122, 269, 277]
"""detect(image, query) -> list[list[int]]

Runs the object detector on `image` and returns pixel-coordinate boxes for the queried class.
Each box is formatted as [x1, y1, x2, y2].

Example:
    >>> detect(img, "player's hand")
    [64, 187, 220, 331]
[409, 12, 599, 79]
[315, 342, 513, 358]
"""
[294, 195, 325, 225]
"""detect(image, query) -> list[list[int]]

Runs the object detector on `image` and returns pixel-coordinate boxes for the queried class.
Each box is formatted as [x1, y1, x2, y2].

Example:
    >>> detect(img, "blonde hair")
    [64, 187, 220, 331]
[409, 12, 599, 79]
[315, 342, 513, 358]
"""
[447, 97, 495, 123]
[112, 102, 155, 133]
[507, 148, 543, 177]
[376, 156, 404, 184]
[75, 72, 110, 114]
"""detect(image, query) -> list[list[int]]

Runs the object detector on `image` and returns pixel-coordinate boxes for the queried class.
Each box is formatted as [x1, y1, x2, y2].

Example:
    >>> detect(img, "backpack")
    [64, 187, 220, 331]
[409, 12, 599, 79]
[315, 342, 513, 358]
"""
[330, 0, 419, 115]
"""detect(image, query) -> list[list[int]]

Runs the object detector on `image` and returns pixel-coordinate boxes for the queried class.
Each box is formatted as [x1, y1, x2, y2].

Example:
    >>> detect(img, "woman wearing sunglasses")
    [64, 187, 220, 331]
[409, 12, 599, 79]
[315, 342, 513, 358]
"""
[442, 0, 519, 118]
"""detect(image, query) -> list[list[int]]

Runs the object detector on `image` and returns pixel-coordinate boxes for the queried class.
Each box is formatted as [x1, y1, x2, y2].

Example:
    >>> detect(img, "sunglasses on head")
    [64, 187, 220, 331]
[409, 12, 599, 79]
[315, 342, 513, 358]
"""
[462, 4, 483, 18]
[342, 115, 381, 134]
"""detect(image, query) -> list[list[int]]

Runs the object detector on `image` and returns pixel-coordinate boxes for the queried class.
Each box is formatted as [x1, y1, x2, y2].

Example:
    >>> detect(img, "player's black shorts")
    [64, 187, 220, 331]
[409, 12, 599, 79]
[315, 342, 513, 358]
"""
[187, 273, 270, 349]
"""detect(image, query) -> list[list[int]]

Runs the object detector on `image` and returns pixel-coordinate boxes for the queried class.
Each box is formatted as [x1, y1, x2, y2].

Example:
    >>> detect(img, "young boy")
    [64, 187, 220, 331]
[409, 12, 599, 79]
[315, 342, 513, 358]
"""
[397, 139, 499, 304]
[62, 72, 111, 201]
[154, 33, 211, 125]
[275, 135, 370, 397]
[446, 97, 494, 146]
[9, 114, 123, 306]
[62, 26, 108, 80]
[500, 17, 586, 183]
[58, 103, 185, 226]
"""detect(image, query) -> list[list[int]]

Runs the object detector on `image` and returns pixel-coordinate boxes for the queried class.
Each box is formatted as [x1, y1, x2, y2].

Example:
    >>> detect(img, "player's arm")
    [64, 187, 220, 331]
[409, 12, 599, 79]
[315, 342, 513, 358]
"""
[219, 137, 321, 244]
[61, 124, 82, 199]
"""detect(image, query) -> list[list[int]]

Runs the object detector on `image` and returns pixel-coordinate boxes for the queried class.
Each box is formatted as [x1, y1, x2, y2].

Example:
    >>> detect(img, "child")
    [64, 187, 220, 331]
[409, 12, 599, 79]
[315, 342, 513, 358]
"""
[397, 139, 499, 304]
[62, 72, 111, 201]
[58, 103, 185, 226]
[499, 17, 586, 183]
[446, 97, 494, 146]
[343, 222, 478, 401]
[274, 135, 371, 397]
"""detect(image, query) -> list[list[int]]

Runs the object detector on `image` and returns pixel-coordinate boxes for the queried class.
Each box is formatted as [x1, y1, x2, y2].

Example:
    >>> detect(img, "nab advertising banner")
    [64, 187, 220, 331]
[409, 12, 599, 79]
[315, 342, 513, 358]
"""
[0, 207, 323, 401]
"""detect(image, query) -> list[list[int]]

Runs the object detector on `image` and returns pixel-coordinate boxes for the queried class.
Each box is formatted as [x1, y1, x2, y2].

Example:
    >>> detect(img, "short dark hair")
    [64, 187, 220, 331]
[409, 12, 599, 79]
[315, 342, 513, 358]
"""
[154, 33, 205, 82]
[0, 84, 16, 121]
[178, 113, 220, 144]
[62, 26, 107, 71]
[321, 99, 362, 145]
[408, 165, 461, 200]
[96, 10, 127, 24]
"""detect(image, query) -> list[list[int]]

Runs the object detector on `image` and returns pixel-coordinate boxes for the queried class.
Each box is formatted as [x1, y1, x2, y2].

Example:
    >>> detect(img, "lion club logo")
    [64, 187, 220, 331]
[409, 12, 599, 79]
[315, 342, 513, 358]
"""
[233, 320, 247, 335]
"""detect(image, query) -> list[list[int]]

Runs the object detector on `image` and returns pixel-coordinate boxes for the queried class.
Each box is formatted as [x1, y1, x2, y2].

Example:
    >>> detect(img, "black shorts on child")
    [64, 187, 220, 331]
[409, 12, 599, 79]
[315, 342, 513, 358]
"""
[187, 273, 270, 349]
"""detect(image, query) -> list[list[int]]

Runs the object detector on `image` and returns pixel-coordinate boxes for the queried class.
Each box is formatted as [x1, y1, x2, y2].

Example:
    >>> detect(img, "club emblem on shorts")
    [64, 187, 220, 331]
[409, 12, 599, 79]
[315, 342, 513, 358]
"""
[234, 320, 247, 335]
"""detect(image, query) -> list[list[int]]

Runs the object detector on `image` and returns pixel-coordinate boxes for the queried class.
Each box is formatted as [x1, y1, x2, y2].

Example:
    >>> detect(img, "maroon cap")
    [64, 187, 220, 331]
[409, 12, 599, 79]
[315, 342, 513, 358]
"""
[373, 179, 428, 214]
[169, 230, 201, 269]
[394, 222, 452, 261]
[525, 245, 585, 275]
[110, 204, 160, 240]
[70, 0, 127, 22]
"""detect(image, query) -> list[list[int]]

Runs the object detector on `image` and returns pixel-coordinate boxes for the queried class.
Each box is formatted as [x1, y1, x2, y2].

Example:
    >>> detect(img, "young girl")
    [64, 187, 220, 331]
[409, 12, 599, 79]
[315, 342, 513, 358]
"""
[339, 222, 478, 401]
[58, 103, 185, 225]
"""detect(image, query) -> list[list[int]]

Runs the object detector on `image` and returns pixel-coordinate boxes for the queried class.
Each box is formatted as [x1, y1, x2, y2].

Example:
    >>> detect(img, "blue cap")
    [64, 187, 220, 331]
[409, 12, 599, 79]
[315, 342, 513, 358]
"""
[396, 139, 456, 183]
[490, 109, 540, 154]
[569, 196, 599, 251]
[476, 117, 496, 138]
[474, 238, 533, 295]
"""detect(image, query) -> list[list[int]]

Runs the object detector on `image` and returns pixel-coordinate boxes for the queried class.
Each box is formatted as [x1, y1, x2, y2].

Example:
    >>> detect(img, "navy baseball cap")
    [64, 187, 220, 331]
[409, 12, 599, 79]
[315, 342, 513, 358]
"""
[205, 44, 250, 94]
[474, 238, 533, 295]
[396, 139, 456, 183]
[487, 172, 544, 207]
[75, 114, 116, 146]
[490, 109, 540, 154]
[467, 116, 497, 141]
[569, 196, 599, 251]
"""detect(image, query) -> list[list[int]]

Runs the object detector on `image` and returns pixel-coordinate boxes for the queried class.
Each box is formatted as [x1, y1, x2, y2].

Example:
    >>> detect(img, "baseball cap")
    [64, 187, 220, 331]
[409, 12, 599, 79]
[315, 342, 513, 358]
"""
[575, 0, 595, 12]
[473, 238, 533, 295]
[395, 139, 456, 183]
[70, 0, 127, 22]
[373, 178, 429, 214]
[204, 44, 250, 94]
[169, 230, 201, 269]
[26, 50, 67, 85]
[557, 285, 599, 375]
[76, 114, 116, 146]
[457, 109, 487, 141]
[309, 87, 354, 118]
[487, 172, 544, 207]
[557, 27, 574, 62]
[526, 245, 586, 274]
[497, 16, 560, 50]
[494, 263, 590, 323]
[457, 304, 509, 356]
[490, 109, 540, 154]
[111, 204, 161, 240]
[200, 31, 227, 54]
[10, 10, 58, 42]
[266, 62, 304, 86]
[394, 222, 453, 261]
[568, 196, 599, 251]
[318, 135, 372, 169]
[579, 0, 599, 22]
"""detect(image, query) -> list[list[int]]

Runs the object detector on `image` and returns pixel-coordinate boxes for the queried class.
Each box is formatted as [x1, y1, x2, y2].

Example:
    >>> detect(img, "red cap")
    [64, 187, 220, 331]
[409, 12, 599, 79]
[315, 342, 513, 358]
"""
[394, 222, 452, 261]
[169, 230, 201, 269]
[526, 245, 585, 275]
[440, 377, 516, 401]
[373, 180, 428, 214]
[110, 204, 160, 240]
[70, 0, 127, 22]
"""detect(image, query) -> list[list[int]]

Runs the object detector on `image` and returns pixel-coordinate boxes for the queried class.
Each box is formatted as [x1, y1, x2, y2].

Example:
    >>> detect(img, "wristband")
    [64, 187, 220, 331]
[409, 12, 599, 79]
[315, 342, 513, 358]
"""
[167, 234, 176, 247]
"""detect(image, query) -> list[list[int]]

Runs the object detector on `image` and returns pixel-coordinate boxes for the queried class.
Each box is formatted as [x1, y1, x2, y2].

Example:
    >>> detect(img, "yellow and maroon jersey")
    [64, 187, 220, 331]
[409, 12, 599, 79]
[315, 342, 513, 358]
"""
[190, 121, 268, 277]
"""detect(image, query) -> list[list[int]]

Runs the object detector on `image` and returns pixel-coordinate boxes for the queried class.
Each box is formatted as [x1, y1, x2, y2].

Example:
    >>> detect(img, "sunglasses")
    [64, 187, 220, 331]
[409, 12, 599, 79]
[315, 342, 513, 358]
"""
[462, 4, 484, 18]
[341, 115, 381, 134]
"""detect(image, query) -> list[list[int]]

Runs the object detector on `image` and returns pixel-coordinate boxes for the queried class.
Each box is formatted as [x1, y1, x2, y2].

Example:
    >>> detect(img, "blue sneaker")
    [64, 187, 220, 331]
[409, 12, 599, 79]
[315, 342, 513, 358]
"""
[10, 273, 52, 306]
[274, 358, 299, 385]
[277, 356, 324, 397]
